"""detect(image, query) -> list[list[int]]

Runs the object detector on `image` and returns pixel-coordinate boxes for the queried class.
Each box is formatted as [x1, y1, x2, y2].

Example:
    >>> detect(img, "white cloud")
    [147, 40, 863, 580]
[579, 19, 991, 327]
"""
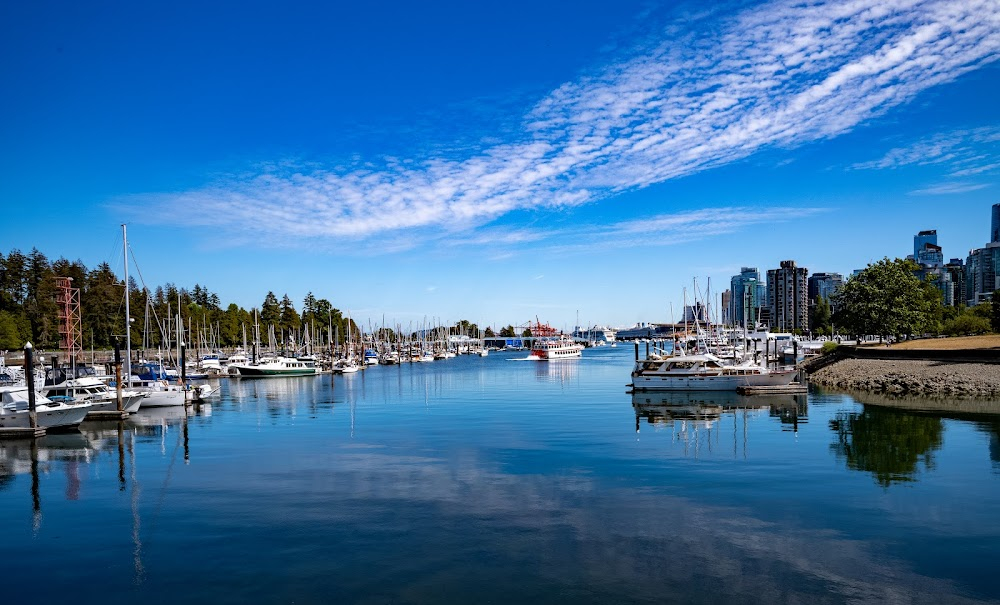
[125, 0, 1000, 248]
[853, 126, 1000, 175]
[909, 182, 991, 195]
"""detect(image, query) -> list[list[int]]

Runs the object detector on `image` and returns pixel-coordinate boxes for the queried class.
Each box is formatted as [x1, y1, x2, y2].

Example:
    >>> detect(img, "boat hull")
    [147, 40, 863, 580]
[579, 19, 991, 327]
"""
[231, 367, 317, 377]
[0, 404, 90, 430]
[630, 370, 796, 391]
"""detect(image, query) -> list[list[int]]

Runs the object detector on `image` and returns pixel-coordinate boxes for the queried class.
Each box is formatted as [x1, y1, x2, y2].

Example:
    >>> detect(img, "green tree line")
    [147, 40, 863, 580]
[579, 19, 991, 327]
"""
[830, 257, 997, 341]
[0, 247, 356, 351]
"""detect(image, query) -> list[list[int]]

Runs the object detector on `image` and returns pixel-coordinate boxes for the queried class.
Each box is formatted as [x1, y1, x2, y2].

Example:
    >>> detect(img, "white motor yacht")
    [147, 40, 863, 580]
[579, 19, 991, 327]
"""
[0, 385, 91, 429]
[630, 352, 796, 391]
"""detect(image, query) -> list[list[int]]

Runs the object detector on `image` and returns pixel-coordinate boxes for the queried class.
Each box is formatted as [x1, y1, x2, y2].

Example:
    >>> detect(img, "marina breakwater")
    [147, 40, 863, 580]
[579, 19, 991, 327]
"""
[805, 346, 1000, 396]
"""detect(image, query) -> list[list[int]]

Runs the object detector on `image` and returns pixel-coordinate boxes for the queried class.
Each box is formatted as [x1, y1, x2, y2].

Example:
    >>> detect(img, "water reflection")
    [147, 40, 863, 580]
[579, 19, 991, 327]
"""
[829, 406, 943, 487]
[534, 359, 579, 384]
[829, 392, 1000, 484]
[631, 391, 808, 457]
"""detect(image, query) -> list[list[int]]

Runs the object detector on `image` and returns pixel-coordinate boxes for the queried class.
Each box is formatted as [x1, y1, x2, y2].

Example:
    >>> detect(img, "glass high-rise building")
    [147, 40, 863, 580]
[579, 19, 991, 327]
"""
[992, 203, 1000, 244]
[729, 267, 766, 327]
[914, 229, 937, 258]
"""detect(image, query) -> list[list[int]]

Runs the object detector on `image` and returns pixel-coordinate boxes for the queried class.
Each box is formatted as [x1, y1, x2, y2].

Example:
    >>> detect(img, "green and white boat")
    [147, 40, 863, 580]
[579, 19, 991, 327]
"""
[229, 356, 317, 377]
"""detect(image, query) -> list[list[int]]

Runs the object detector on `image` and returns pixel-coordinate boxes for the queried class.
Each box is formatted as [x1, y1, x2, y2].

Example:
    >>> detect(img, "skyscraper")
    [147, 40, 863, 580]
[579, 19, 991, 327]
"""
[965, 204, 1000, 305]
[767, 260, 808, 333]
[729, 267, 766, 327]
[993, 203, 1000, 244]
[914, 229, 937, 259]
[913, 230, 944, 268]
[807, 273, 844, 307]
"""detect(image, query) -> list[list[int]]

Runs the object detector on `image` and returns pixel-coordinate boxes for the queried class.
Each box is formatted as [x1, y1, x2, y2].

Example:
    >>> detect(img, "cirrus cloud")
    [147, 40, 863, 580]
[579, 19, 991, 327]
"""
[124, 0, 1000, 247]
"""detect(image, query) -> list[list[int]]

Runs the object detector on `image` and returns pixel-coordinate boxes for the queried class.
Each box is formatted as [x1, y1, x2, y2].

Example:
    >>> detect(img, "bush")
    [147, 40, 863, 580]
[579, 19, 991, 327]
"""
[821, 341, 839, 355]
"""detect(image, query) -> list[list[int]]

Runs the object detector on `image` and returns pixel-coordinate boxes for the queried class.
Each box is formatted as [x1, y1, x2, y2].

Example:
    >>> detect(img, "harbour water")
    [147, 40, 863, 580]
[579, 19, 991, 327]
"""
[2, 346, 999, 603]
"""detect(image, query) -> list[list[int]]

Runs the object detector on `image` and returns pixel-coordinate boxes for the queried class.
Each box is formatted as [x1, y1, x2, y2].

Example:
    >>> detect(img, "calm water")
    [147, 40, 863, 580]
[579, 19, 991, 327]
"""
[2, 346, 999, 604]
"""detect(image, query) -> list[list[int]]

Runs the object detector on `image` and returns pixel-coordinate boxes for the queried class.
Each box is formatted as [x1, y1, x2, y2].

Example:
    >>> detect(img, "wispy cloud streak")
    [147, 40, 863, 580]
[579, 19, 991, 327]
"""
[130, 0, 1000, 246]
[852, 126, 1000, 176]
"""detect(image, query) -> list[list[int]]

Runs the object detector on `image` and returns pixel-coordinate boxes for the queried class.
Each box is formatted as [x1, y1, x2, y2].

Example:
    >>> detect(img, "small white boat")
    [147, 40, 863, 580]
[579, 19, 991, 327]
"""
[332, 359, 360, 374]
[43, 375, 145, 413]
[0, 386, 91, 429]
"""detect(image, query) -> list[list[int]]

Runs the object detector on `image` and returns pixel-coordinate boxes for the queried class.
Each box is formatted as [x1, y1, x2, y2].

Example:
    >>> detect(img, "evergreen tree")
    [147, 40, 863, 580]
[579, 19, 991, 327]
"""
[261, 291, 280, 326]
[279, 294, 300, 335]
[810, 296, 832, 336]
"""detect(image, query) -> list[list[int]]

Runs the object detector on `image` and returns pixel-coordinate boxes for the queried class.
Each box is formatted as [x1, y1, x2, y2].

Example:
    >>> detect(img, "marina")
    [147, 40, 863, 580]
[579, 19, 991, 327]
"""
[2, 346, 998, 603]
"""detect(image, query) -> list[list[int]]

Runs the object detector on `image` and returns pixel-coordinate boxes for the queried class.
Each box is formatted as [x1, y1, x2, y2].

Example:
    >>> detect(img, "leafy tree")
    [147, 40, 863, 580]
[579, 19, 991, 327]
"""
[832, 258, 936, 341]
[499, 325, 516, 337]
[829, 406, 943, 487]
[484, 326, 495, 337]
[943, 302, 992, 335]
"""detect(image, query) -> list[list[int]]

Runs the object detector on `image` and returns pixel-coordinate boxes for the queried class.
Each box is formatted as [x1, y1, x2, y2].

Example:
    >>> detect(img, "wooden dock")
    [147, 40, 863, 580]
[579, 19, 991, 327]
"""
[0, 426, 47, 439]
[736, 384, 809, 395]
[85, 410, 129, 421]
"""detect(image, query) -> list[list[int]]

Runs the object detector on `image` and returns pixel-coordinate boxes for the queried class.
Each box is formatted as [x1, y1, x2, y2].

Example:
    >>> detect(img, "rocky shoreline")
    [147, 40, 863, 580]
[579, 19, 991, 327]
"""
[809, 358, 1000, 397]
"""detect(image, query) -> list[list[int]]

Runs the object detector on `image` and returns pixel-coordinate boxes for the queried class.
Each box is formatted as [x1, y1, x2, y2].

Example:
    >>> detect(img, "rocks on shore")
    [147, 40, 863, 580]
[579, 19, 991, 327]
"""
[809, 358, 1000, 396]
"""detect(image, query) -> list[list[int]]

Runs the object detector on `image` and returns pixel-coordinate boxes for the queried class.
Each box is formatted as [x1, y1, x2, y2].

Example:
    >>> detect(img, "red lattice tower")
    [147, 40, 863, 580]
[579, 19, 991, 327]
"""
[56, 277, 83, 359]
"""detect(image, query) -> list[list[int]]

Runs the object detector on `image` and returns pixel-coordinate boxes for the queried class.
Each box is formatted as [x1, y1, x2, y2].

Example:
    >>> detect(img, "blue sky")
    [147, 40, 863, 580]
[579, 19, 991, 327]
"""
[2, 0, 998, 331]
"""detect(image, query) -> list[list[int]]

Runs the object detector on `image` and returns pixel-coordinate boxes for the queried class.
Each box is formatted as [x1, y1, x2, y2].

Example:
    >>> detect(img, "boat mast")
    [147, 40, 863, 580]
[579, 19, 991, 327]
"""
[122, 223, 132, 387]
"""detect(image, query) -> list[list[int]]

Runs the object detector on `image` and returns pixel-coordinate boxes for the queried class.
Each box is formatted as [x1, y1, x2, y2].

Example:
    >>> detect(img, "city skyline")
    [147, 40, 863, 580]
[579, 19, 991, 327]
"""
[2, 0, 998, 329]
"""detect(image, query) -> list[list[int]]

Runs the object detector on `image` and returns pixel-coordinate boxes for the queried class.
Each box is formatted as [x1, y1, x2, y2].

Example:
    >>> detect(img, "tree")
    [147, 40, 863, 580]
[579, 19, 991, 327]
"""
[993, 290, 1000, 333]
[260, 292, 280, 326]
[810, 296, 832, 336]
[499, 325, 515, 337]
[484, 326, 495, 337]
[279, 294, 300, 335]
[0, 310, 28, 349]
[832, 258, 936, 341]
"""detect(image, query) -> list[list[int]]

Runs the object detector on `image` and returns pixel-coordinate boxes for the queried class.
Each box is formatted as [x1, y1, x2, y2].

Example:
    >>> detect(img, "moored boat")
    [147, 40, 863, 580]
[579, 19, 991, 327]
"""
[0, 385, 91, 429]
[229, 356, 318, 377]
[630, 352, 796, 391]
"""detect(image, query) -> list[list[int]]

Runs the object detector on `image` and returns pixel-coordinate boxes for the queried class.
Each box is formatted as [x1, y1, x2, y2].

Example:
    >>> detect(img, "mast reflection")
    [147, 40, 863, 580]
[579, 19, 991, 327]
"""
[631, 390, 808, 458]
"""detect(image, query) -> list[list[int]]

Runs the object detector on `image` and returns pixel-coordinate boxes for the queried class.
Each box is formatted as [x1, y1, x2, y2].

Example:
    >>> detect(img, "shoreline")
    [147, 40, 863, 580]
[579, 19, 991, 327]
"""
[809, 358, 1000, 397]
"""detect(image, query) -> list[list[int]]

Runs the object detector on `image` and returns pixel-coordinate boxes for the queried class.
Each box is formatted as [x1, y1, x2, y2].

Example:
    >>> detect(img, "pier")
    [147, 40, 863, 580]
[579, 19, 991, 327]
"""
[0, 426, 46, 439]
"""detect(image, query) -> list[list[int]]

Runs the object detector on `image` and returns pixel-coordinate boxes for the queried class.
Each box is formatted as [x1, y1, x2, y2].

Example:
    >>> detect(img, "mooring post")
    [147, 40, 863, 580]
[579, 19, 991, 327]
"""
[634, 341, 639, 361]
[24, 342, 37, 429]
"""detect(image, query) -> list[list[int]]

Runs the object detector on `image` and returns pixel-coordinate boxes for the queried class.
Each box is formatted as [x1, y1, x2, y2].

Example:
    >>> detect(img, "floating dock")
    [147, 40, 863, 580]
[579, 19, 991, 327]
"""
[736, 384, 809, 395]
[85, 410, 129, 421]
[0, 426, 47, 439]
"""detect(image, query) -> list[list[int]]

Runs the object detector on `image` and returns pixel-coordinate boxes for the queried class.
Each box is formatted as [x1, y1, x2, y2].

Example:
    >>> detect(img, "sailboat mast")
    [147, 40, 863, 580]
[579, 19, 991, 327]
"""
[122, 223, 132, 386]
